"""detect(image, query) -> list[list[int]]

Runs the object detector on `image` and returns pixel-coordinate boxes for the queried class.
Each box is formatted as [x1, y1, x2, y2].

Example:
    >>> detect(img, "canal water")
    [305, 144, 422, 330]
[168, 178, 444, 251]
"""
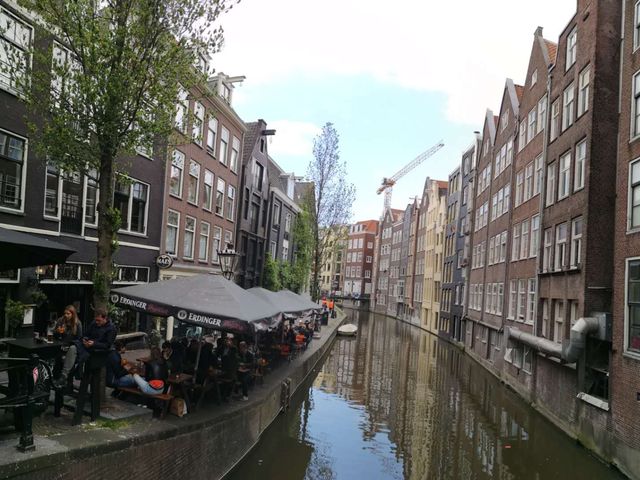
[228, 310, 623, 480]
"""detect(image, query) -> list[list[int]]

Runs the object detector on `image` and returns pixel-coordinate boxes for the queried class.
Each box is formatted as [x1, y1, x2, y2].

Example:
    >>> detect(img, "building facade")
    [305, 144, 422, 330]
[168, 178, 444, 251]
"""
[161, 73, 245, 282]
[440, 167, 460, 341]
[266, 157, 301, 264]
[421, 179, 447, 334]
[344, 220, 378, 298]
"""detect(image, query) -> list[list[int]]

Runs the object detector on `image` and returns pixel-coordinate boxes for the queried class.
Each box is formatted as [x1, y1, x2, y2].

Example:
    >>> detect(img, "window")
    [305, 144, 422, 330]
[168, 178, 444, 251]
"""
[114, 177, 148, 234]
[230, 137, 240, 173]
[537, 96, 547, 134]
[626, 259, 640, 353]
[541, 299, 549, 337]
[570, 216, 583, 268]
[574, 140, 586, 191]
[534, 155, 543, 195]
[285, 212, 292, 232]
[199, 222, 210, 262]
[207, 116, 218, 155]
[85, 170, 98, 225]
[44, 162, 60, 216]
[0, 130, 25, 210]
[192, 102, 204, 145]
[523, 347, 532, 373]
[554, 223, 568, 271]
[187, 160, 200, 204]
[562, 83, 575, 131]
[0, 8, 32, 94]
[543, 228, 553, 272]
[500, 231, 507, 262]
[515, 172, 523, 206]
[219, 127, 229, 166]
[224, 230, 233, 249]
[183, 217, 196, 259]
[226, 185, 235, 221]
[527, 108, 537, 142]
[506, 139, 514, 165]
[635, 1, 640, 51]
[203, 170, 214, 210]
[531, 69, 538, 87]
[554, 301, 565, 343]
[212, 226, 222, 264]
[518, 120, 527, 151]
[578, 67, 590, 117]
[215, 178, 225, 216]
[524, 163, 533, 202]
[520, 220, 529, 260]
[530, 215, 540, 258]
[566, 27, 577, 70]
[527, 279, 536, 324]
[550, 99, 560, 141]
[166, 210, 180, 255]
[518, 279, 526, 322]
[512, 223, 520, 262]
[170, 150, 184, 197]
[252, 160, 264, 191]
[546, 162, 556, 206]
[501, 111, 509, 132]
[558, 151, 571, 200]
[175, 87, 188, 132]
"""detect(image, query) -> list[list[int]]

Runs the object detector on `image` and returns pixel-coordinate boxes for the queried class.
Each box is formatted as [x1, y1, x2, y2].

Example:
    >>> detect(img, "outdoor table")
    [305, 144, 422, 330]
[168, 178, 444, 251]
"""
[167, 373, 193, 413]
[196, 368, 221, 409]
[3, 338, 64, 360]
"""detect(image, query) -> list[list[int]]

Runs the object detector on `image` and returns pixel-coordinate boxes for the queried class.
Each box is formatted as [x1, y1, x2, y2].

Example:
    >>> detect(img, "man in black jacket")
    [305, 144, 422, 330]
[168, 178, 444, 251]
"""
[77, 308, 117, 364]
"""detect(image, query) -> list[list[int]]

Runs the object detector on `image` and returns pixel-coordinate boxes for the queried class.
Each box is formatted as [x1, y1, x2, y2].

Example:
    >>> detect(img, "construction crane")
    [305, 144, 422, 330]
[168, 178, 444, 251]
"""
[376, 140, 444, 211]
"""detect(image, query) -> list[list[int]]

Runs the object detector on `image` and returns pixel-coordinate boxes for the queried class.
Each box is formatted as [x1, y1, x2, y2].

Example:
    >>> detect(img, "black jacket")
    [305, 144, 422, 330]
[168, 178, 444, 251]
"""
[106, 350, 128, 386]
[84, 320, 117, 352]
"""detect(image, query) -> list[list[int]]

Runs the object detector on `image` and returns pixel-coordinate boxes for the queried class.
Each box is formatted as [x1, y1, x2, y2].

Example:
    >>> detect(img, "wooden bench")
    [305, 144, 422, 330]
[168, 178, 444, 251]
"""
[115, 386, 173, 418]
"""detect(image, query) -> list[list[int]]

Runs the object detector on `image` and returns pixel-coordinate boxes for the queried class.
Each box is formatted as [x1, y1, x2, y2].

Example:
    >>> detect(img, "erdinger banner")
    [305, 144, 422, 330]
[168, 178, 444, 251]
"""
[110, 292, 252, 335]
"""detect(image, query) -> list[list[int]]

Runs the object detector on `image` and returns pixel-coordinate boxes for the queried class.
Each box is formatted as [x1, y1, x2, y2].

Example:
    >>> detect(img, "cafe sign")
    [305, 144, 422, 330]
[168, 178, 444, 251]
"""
[155, 254, 174, 269]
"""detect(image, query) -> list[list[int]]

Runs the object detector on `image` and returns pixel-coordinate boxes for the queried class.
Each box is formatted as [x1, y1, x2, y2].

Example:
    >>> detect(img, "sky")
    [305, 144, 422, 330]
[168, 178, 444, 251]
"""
[211, 0, 578, 222]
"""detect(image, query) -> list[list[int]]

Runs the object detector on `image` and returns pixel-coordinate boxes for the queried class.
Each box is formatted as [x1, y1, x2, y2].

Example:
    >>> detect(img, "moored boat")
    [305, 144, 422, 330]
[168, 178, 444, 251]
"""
[337, 323, 358, 336]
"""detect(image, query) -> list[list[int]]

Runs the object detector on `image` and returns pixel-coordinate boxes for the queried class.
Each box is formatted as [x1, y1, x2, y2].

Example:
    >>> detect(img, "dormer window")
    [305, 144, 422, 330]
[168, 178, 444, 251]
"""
[221, 83, 231, 103]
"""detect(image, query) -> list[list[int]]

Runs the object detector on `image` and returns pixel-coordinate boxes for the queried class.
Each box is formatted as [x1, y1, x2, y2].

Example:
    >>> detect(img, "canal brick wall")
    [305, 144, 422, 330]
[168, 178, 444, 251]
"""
[0, 313, 343, 480]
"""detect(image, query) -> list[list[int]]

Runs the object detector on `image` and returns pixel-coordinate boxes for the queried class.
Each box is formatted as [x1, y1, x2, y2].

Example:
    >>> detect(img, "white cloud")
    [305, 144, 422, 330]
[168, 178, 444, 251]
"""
[267, 120, 321, 158]
[213, 0, 576, 126]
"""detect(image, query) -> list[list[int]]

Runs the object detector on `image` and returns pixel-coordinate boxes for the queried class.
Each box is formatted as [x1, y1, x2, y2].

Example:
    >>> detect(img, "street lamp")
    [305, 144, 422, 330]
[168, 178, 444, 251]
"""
[217, 243, 238, 281]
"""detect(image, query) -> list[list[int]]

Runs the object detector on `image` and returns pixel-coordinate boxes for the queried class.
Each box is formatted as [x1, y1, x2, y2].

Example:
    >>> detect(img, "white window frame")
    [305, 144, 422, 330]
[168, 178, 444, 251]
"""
[537, 95, 547, 134]
[546, 162, 557, 207]
[520, 220, 529, 260]
[543, 228, 553, 272]
[633, 71, 640, 140]
[203, 170, 214, 211]
[577, 66, 590, 117]
[199, 221, 210, 262]
[634, 1, 640, 52]
[526, 278, 536, 325]
[625, 257, 640, 357]
[566, 26, 577, 71]
[115, 176, 150, 236]
[558, 151, 571, 200]
[630, 158, 640, 230]
[165, 209, 180, 256]
[512, 223, 520, 262]
[226, 184, 235, 222]
[192, 101, 204, 145]
[230, 136, 240, 173]
[187, 159, 200, 205]
[212, 226, 222, 264]
[207, 116, 218, 156]
[215, 178, 225, 217]
[219, 127, 229, 166]
[554, 223, 568, 271]
[574, 139, 586, 192]
[527, 108, 537, 143]
[530, 215, 540, 258]
[570, 216, 583, 268]
[562, 83, 575, 132]
[550, 99, 560, 141]
[170, 149, 185, 198]
[0, 7, 33, 96]
[183, 216, 196, 260]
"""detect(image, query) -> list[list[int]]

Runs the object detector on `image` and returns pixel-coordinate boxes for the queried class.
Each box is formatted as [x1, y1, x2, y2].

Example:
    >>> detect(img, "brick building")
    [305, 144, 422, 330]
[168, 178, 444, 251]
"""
[503, 28, 554, 397]
[0, 2, 164, 335]
[343, 219, 378, 298]
[440, 167, 460, 341]
[374, 208, 402, 314]
[611, 0, 640, 477]
[397, 203, 415, 319]
[161, 73, 245, 283]
[388, 211, 405, 317]
[266, 157, 301, 264]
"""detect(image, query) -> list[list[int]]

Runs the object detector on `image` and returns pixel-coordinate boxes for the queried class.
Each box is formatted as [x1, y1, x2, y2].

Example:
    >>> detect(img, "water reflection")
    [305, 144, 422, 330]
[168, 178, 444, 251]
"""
[228, 311, 622, 480]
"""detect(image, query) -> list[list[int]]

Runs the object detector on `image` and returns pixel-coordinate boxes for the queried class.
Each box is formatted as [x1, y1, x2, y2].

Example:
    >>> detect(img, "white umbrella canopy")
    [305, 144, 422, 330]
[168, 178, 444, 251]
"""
[111, 273, 282, 336]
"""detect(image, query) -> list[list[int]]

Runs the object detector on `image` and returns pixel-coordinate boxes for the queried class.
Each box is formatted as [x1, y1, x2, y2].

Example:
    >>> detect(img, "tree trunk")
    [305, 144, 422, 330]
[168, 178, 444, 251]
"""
[93, 151, 116, 313]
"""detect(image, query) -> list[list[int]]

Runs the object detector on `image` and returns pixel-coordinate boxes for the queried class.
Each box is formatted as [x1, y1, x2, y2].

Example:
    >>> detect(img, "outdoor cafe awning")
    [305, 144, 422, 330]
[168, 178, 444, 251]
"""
[274, 290, 322, 316]
[0, 226, 76, 270]
[110, 273, 282, 336]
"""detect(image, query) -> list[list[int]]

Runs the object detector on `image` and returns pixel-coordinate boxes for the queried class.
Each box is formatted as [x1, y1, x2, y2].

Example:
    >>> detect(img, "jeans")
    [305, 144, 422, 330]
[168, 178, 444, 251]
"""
[133, 374, 163, 395]
[61, 345, 77, 377]
[113, 374, 137, 388]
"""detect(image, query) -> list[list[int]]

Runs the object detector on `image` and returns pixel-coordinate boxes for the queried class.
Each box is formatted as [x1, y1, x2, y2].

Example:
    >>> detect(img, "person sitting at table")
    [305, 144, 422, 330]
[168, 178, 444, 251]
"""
[219, 337, 239, 402]
[236, 341, 254, 401]
[162, 340, 184, 375]
[106, 340, 137, 390]
[53, 305, 83, 386]
[132, 346, 168, 395]
[76, 307, 117, 365]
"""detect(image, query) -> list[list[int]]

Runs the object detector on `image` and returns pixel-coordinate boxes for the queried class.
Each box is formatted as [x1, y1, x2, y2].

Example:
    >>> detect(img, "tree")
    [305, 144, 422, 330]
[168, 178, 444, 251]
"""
[5, 0, 237, 311]
[289, 202, 313, 293]
[262, 254, 281, 292]
[306, 123, 355, 301]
